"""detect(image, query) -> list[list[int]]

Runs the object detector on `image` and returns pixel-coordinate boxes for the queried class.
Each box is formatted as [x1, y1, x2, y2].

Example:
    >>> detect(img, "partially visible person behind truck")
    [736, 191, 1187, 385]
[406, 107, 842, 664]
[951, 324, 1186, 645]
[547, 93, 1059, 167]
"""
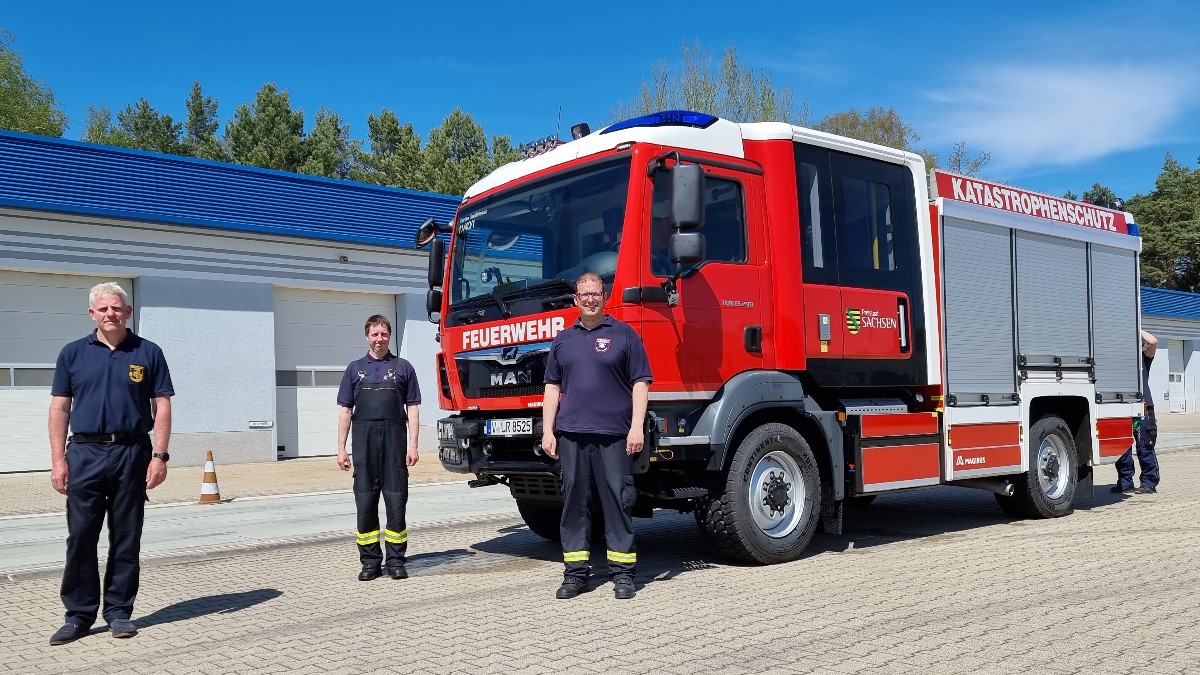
[1113, 329, 1159, 494]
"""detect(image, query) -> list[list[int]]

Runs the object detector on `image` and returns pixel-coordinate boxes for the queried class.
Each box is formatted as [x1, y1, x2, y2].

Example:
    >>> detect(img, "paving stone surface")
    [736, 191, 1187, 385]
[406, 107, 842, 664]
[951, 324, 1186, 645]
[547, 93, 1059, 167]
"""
[2, 448, 1198, 674]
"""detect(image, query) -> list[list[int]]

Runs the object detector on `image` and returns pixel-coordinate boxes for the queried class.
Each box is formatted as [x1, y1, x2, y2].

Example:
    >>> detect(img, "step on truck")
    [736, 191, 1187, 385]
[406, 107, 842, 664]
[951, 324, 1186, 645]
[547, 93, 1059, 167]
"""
[416, 110, 1145, 564]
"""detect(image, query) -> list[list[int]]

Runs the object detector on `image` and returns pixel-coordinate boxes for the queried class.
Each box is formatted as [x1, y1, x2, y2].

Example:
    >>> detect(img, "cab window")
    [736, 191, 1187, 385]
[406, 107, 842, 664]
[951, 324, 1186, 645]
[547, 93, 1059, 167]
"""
[650, 173, 748, 276]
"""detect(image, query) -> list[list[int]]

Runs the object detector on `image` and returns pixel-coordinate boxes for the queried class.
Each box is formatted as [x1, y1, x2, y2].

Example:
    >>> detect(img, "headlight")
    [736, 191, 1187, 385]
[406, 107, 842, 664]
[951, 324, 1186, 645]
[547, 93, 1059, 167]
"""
[437, 420, 457, 444]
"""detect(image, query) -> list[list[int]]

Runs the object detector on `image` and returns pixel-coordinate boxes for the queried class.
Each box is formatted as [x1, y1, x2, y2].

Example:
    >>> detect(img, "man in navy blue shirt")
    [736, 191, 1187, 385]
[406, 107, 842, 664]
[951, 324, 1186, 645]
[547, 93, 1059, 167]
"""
[336, 315, 421, 581]
[543, 272, 652, 600]
[1114, 329, 1160, 494]
[48, 282, 174, 645]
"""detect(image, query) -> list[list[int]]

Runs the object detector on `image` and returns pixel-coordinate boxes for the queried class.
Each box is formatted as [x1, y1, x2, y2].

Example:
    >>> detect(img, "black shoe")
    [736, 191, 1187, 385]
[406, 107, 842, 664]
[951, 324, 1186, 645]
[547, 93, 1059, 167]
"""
[1111, 484, 1134, 494]
[358, 565, 382, 581]
[1134, 486, 1157, 494]
[613, 578, 636, 600]
[108, 618, 138, 639]
[49, 621, 90, 646]
[387, 565, 409, 579]
[555, 578, 587, 599]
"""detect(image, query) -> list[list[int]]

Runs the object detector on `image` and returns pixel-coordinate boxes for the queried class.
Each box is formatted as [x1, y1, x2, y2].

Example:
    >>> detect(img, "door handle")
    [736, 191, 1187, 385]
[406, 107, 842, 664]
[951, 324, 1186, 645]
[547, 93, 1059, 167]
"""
[897, 298, 909, 353]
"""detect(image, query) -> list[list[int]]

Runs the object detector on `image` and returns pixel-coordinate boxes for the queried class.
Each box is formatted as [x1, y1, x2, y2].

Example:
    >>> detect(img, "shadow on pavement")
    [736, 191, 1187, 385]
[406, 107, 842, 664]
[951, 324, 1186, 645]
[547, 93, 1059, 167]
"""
[470, 483, 1135, 587]
[137, 589, 283, 628]
[808, 483, 1127, 553]
[407, 548, 477, 572]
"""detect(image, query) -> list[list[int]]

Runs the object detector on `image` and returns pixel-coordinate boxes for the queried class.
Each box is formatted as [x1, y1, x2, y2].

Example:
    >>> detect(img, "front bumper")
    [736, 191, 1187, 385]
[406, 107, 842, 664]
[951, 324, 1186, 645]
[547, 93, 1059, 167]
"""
[437, 415, 555, 475]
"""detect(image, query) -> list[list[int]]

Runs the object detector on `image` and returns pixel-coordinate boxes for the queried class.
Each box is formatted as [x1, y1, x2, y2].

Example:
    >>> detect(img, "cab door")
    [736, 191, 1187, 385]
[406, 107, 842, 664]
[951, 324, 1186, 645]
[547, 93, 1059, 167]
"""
[639, 163, 767, 394]
[797, 144, 926, 387]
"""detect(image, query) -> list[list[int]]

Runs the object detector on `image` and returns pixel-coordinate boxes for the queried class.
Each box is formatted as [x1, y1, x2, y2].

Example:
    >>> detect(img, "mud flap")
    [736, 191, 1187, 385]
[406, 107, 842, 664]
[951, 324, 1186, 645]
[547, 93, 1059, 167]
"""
[1076, 464, 1094, 501]
[820, 482, 843, 535]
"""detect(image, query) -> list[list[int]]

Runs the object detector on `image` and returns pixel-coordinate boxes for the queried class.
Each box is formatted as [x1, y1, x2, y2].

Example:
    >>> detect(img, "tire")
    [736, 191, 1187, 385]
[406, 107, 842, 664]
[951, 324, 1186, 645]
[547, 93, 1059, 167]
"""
[699, 423, 822, 564]
[994, 415, 1078, 519]
[516, 500, 562, 542]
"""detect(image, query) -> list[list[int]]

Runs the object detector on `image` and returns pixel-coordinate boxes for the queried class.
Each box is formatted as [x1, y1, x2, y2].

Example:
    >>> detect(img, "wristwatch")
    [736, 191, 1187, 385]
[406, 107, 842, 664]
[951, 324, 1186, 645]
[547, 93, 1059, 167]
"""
[152, 452, 170, 463]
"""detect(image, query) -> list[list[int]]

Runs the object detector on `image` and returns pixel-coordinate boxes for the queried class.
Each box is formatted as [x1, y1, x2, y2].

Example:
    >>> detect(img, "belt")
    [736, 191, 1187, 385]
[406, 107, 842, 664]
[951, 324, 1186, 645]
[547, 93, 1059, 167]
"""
[70, 432, 146, 444]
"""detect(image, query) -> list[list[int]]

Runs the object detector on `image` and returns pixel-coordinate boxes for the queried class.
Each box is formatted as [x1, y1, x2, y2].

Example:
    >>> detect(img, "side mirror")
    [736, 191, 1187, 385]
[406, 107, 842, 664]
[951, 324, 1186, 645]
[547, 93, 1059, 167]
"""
[670, 163, 705, 229]
[427, 237, 445, 288]
[670, 231, 705, 265]
[425, 288, 443, 323]
[415, 218, 440, 249]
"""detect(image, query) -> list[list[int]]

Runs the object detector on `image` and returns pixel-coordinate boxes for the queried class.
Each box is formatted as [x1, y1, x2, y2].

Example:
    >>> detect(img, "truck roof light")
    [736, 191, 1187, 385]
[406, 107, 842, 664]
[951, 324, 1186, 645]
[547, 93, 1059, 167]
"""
[601, 110, 719, 135]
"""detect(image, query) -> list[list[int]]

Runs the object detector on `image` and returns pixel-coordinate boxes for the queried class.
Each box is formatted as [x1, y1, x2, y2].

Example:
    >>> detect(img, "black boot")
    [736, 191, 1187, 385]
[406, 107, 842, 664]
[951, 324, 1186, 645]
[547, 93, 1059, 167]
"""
[358, 565, 381, 581]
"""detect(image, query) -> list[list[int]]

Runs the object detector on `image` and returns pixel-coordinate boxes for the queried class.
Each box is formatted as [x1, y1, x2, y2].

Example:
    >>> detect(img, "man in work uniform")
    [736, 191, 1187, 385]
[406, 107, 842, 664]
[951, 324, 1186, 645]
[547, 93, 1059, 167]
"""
[48, 282, 174, 645]
[336, 315, 421, 580]
[1113, 329, 1160, 494]
[542, 272, 652, 600]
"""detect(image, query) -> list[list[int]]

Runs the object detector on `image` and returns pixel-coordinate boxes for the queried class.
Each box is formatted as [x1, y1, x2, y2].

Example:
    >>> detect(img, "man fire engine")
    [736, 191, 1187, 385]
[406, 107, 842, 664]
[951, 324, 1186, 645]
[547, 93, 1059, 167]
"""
[415, 110, 1144, 564]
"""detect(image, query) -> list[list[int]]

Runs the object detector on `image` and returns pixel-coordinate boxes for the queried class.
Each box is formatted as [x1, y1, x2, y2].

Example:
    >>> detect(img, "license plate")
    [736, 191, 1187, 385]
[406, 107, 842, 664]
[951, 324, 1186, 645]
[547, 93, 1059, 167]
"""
[485, 418, 533, 437]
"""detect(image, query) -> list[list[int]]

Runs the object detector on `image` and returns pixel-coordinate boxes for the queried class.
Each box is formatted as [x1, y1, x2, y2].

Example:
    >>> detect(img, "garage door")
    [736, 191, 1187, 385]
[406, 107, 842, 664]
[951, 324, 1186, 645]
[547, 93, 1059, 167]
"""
[0, 271, 134, 473]
[274, 288, 397, 458]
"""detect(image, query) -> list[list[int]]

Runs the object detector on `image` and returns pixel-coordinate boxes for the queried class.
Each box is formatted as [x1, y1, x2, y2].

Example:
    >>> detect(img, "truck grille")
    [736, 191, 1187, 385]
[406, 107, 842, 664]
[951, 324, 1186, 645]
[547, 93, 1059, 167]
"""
[473, 383, 545, 399]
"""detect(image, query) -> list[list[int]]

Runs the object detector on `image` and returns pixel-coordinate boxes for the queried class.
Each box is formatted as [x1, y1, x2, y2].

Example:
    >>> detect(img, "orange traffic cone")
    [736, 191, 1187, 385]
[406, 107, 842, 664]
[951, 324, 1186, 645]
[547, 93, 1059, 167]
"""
[198, 450, 222, 504]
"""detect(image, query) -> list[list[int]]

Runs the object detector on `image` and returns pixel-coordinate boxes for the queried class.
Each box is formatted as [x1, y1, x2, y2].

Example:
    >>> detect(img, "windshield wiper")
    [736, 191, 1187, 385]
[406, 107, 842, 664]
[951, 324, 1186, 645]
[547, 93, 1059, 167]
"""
[501, 276, 575, 299]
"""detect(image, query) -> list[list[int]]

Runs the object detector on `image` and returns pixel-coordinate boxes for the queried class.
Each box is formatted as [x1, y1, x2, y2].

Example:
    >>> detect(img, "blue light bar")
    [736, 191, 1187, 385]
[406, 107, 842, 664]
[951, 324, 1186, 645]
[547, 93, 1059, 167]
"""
[600, 110, 719, 135]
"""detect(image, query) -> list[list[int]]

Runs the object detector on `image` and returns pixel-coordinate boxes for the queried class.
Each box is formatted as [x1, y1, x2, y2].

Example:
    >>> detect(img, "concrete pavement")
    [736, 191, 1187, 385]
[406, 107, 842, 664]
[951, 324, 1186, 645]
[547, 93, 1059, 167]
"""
[1, 414, 1197, 673]
[1, 448, 1198, 674]
[1, 482, 519, 577]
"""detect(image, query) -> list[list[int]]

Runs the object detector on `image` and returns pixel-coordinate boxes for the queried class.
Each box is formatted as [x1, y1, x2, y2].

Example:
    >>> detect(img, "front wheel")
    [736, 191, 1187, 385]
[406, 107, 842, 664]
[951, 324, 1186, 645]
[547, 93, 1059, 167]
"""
[699, 423, 821, 564]
[516, 500, 562, 542]
[994, 415, 1078, 518]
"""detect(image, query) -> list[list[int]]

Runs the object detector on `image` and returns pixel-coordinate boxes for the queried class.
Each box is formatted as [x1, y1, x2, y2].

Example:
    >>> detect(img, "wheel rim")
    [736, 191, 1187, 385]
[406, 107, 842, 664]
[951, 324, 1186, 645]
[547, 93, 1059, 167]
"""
[747, 449, 806, 538]
[1037, 433, 1070, 499]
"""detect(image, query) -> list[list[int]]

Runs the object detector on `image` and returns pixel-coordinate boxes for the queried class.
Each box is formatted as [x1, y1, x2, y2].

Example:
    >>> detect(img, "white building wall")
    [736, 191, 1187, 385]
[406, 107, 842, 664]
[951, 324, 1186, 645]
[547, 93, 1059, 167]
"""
[0, 206, 442, 469]
[1143, 317, 1200, 414]
[135, 276, 277, 465]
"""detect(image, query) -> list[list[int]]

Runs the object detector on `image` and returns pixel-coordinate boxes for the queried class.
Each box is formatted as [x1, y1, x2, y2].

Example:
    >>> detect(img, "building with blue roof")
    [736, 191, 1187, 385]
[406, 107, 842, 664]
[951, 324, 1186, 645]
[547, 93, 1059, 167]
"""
[0, 130, 460, 471]
[1141, 286, 1200, 415]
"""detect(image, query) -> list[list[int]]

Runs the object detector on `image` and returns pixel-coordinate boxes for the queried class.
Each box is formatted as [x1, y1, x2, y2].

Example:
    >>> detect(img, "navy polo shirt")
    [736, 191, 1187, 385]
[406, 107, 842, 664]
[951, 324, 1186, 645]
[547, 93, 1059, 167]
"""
[337, 352, 422, 416]
[51, 330, 174, 435]
[545, 315, 653, 436]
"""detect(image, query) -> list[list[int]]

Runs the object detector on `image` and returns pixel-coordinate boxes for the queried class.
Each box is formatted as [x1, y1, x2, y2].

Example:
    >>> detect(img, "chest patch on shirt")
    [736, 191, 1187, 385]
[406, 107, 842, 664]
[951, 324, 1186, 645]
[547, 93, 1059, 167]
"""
[129, 364, 145, 383]
[594, 337, 612, 353]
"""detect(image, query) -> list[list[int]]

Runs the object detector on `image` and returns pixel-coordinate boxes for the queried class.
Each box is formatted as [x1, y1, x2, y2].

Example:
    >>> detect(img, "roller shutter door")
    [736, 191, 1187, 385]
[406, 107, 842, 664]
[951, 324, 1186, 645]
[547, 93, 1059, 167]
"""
[273, 288, 397, 458]
[0, 271, 134, 472]
[942, 217, 1017, 404]
[1090, 245, 1140, 399]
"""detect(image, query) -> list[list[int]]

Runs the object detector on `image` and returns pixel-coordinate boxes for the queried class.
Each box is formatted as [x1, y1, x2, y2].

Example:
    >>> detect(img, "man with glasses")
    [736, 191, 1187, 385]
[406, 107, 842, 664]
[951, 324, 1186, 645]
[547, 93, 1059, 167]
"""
[542, 272, 652, 600]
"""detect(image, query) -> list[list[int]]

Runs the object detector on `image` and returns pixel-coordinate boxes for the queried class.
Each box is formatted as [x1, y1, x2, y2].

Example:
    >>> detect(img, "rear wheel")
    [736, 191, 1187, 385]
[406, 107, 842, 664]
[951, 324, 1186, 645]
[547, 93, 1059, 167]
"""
[699, 423, 821, 564]
[994, 415, 1078, 518]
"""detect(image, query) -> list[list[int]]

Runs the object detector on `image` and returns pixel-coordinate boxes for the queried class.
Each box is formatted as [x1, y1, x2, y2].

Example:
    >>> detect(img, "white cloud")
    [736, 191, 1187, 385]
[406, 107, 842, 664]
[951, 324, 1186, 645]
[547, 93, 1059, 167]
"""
[923, 63, 1199, 171]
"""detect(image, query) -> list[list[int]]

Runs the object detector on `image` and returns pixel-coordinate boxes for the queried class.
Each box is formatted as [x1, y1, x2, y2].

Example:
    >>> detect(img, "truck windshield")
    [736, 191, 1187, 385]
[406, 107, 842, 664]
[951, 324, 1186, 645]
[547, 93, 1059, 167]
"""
[446, 158, 631, 326]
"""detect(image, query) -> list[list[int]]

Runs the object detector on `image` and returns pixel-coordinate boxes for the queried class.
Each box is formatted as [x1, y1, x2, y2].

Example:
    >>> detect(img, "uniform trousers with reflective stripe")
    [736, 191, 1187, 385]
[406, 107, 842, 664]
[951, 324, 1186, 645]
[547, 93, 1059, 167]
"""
[351, 419, 409, 567]
[61, 438, 151, 625]
[1116, 406, 1160, 489]
[558, 432, 636, 581]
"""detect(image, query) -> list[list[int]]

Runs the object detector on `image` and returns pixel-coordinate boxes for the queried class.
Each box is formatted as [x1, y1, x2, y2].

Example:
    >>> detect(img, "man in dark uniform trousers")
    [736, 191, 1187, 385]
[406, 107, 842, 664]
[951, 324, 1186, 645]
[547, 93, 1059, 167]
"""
[1114, 329, 1161, 494]
[336, 314, 422, 581]
[542, 272, 652, 600]
[48, 282, 174, 645]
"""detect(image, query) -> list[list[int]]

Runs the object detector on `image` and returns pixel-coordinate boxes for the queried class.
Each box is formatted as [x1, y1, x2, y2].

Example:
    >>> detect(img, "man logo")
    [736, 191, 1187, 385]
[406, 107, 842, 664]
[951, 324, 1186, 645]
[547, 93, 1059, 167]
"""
[490, 369, 533, 386]
[128, 364, 145, 383]
[594, 337, 611, 353]
[845, 309, 862, 335]
[501, 345, 519, 361]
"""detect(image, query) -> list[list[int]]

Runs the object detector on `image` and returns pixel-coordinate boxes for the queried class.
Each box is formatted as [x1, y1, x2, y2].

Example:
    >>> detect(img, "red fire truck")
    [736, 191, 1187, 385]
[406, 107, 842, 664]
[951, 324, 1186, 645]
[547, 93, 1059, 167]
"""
[416, 110, 1144, 564]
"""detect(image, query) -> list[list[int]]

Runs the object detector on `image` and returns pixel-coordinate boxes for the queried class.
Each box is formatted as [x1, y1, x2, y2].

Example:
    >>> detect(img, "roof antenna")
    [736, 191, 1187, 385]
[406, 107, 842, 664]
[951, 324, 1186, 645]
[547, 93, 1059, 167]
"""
[557, 106, 562, 140]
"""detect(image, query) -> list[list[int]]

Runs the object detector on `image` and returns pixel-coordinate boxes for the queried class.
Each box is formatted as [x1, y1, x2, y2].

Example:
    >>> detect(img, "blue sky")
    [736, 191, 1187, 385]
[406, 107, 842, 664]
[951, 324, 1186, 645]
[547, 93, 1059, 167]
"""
[5, 0, 1199, 199]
